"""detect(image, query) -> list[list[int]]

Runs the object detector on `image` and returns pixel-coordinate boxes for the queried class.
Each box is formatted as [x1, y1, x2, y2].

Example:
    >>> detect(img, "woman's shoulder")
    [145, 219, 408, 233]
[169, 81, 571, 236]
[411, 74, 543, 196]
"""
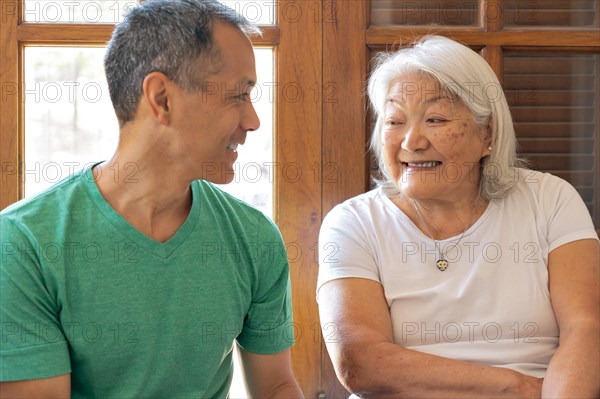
[326, 187, 389, 219]
[510, 168, 576, 199]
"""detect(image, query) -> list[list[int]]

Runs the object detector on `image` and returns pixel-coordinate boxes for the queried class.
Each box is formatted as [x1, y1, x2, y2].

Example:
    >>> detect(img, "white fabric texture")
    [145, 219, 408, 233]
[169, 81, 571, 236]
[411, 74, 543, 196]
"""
[317, 169, 598, 377]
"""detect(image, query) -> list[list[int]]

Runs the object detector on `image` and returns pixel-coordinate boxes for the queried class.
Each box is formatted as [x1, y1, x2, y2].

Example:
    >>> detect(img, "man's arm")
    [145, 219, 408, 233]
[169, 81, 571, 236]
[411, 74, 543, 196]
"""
[238, 346, 304, 398]
[542, 239, 600, 397]
[0, 374, 70, 398]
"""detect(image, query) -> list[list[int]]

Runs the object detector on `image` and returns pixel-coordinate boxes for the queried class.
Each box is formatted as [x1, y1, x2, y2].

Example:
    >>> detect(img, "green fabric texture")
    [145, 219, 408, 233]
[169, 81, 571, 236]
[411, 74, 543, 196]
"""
[1, 165, 294, 398]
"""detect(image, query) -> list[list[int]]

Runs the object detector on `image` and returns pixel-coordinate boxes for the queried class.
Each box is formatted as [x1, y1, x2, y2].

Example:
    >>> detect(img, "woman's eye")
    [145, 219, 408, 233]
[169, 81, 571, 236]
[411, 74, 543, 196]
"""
[385, 120, 403, 126]
[427, 118, 447, 123]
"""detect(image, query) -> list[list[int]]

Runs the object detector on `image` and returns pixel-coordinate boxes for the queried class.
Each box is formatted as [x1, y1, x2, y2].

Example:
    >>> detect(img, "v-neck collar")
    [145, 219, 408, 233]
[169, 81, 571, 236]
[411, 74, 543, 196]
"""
[82, 164, 200, 259]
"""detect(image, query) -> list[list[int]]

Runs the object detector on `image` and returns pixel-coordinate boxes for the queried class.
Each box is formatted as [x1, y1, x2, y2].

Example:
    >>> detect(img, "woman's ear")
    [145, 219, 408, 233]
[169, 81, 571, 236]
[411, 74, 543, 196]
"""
[142, 72, 172, 126]
[481, 117, 493, 157]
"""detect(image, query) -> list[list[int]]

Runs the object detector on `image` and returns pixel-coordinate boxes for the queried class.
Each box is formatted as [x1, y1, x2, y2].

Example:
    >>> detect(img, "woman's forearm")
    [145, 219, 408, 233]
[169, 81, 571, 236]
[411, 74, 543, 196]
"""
[542, 322, 599, 398]
[340, 341, 542, 398]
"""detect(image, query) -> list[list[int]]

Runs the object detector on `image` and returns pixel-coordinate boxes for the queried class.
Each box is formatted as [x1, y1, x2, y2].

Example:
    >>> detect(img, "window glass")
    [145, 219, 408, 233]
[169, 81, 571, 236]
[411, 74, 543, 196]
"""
[24, 47, 119, 196]
[220, 0, 275, 25]
[505, 0, 598, 27]
[371, 0, 480, 26]
[24, 0, 139, 23]
[504, 51, 598, 224]
[24, 47, 275, 221]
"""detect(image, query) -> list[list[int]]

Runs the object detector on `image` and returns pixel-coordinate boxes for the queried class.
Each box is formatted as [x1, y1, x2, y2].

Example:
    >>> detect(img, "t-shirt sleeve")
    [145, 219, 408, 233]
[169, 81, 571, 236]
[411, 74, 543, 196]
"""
[541, 174, 599, 252]
[316, 204, 380, 301]
[0, 216, 71, 381]
[236, 215, 294, 355]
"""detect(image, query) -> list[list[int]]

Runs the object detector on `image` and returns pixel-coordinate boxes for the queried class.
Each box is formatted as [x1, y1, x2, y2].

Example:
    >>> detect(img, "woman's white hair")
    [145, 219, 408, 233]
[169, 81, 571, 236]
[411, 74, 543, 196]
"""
[368, 35, 523, 199]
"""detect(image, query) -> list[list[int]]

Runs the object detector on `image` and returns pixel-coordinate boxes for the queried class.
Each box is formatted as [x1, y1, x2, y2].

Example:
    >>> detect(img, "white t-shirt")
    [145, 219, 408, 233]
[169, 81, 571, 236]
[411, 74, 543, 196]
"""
[317, 169, 598, 377]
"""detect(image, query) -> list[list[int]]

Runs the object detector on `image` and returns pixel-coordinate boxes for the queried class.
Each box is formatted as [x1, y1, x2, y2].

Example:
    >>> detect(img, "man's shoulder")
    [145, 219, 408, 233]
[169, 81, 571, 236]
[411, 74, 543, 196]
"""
[195, 180, 269, 218]
[1, 169, 91, 229]
[194, 180, 281, 238]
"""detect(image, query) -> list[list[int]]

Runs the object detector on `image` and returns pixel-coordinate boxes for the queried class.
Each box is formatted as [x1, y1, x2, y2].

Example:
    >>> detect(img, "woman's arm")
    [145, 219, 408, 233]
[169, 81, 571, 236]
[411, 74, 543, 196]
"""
[318, 278, 543, 398]
[542, 238, 599, 398]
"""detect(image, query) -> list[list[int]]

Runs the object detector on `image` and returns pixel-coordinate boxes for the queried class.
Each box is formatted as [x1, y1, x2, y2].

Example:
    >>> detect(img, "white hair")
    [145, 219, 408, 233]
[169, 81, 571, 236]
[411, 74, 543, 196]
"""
[368, 35, 524, 199]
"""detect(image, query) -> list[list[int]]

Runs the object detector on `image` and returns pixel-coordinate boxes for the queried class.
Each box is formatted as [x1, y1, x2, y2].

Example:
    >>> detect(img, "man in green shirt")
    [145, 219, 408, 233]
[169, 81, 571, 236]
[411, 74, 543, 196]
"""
[0, 1, 304, 397]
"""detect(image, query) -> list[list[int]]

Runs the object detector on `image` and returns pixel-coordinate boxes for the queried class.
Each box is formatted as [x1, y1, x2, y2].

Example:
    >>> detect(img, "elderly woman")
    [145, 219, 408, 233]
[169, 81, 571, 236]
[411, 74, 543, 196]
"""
[317, 36, 599, 398]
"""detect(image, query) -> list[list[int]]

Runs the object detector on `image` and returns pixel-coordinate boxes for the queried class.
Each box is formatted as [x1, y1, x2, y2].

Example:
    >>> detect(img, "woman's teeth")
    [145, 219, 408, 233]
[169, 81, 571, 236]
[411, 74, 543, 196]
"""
[407, 161, 441, 167]
[227, 144, 238, 151]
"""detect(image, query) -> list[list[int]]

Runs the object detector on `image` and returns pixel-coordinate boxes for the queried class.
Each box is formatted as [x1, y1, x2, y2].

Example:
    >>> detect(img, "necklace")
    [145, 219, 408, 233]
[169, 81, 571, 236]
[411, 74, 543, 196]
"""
[411, 197, 479, 271]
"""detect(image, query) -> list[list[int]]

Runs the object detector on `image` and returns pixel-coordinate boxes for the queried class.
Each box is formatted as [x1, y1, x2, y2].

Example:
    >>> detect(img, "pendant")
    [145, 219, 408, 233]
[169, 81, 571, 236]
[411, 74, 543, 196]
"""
[436, 259, 448, 271]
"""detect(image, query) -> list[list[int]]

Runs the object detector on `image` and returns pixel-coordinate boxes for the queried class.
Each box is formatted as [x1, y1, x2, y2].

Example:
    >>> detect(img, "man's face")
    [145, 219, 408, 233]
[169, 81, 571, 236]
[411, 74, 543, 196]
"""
[171, 22, 260, 184]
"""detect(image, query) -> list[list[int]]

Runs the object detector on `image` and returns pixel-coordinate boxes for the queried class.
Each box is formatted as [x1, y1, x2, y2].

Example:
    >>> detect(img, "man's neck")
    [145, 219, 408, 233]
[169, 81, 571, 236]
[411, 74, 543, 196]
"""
[92, 150, 194, 243]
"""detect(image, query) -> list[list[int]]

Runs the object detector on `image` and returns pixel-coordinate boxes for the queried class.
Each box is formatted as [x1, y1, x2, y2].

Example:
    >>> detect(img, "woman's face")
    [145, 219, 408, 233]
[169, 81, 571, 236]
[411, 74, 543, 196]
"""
[382, 73, 492, 202]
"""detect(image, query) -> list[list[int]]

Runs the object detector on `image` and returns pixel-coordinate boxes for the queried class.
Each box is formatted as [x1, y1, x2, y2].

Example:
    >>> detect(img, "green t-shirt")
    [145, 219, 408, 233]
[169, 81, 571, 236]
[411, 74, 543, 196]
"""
[1, 165, 294, 398]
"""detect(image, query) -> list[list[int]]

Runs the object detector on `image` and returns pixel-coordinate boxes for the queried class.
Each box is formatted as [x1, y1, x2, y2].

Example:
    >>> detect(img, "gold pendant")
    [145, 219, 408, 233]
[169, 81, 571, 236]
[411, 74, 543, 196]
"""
[436, 259, 448, 271]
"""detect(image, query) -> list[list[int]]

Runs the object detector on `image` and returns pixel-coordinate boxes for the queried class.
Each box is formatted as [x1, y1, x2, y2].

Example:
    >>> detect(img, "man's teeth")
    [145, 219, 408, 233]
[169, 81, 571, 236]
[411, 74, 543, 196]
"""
[407, 161, 440, 167]
[227, 144, 238, 151]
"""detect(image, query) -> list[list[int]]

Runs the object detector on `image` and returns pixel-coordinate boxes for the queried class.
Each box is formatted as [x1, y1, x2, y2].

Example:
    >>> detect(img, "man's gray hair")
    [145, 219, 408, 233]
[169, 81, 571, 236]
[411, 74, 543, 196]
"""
[368, 35, 524, 200]
[104, 0, 260, 126]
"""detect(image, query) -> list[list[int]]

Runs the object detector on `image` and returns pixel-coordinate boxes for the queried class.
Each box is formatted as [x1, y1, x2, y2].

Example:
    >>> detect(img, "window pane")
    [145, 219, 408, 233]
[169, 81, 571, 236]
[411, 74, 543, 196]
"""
[24, 1, 275, 25]
[371, 0, 480, 26]
[219, 0, 275, 25]
[505, 0, 598, 27]
[25, 47, 274, 217]
[24, 0, 139, 23]
[24, 47, 119, 197]
[504, 52, 599, 225]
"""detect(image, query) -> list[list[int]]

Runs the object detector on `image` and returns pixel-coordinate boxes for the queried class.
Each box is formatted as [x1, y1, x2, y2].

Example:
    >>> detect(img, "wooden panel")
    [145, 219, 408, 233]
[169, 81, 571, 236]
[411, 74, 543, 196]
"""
[518, 138, 594, 154]
[525, 155, 594, 171]
[1, 0, 21, 209]
[366, 28, 600, 48]
[505, 56, 597, 74]
[321, 0, 368, 396]
[276, 1, 322, 397]
[482, 0, 503, 31]
[505, 0, 598, 27]
[505, 0, 597, 9]
[514, 122, 594, 138]
[17, 23, 280, 45]
[506, 90, 596, 106]
[371, 0, 479, 26]
[510, 107, 594, 123]
[504, 75, 594, 91]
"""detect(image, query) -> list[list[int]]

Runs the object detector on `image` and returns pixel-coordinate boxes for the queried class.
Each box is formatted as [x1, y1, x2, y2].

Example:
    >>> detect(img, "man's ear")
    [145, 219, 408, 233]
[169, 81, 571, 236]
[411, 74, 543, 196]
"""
[142, 72, 173, 126]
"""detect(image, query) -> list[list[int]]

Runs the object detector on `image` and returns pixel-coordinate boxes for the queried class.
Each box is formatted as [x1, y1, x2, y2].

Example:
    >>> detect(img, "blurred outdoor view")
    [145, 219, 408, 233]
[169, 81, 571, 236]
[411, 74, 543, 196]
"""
[24, 47, 275, 217]
[24, 0, 275, 24]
